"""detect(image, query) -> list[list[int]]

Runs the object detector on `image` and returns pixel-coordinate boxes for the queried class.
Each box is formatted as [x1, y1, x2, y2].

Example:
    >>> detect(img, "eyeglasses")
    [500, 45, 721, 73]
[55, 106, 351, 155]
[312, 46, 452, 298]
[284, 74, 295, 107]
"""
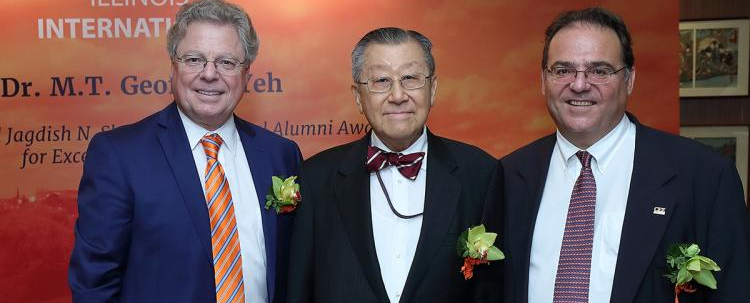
[356, 73, 432, 93]
[173, 55, 248, 75]
[545, 66, 628, 85]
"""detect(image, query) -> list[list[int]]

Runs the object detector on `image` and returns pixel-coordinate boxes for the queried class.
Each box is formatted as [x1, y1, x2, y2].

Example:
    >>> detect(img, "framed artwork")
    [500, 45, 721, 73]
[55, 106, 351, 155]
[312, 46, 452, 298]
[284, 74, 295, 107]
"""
[679, 19, 749, 97]
[680, 126, 749, 202]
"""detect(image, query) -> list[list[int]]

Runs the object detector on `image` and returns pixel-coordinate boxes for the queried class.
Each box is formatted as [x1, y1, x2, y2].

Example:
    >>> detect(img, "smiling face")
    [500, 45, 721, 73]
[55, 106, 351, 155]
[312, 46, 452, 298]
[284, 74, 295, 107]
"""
[351, 41, 437, 152]
[171, 21, 250, 130]
[543, 23, 635, 149]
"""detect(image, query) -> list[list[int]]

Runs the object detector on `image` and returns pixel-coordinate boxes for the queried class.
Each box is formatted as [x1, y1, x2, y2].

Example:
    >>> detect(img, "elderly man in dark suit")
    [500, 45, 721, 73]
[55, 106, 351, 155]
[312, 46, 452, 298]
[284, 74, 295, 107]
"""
[68, 1, 302, 302]
[487, 7, 750, 303]
[286, 27, 501, 303]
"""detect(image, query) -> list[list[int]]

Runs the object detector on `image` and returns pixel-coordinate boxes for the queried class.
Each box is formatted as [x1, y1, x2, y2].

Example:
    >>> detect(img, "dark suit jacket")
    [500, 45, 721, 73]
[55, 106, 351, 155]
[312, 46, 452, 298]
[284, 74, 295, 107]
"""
[68, 103, 302, 303]
[286, 131, 501, 303]
[489, 114, 750, 303]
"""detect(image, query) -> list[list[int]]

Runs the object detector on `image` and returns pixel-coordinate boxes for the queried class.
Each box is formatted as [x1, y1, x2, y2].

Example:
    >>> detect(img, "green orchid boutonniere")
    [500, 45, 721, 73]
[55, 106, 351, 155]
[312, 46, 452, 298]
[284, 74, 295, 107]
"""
[456, 224, 505, 280]
[264, 176, 301, 214]
[665, 243, 721, 303]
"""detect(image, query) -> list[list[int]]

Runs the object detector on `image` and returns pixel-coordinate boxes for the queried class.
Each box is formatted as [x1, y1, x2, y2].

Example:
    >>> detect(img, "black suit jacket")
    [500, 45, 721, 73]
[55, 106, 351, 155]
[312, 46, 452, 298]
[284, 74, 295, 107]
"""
[488, 115, 750, 303]
[287, 131, 501, 303]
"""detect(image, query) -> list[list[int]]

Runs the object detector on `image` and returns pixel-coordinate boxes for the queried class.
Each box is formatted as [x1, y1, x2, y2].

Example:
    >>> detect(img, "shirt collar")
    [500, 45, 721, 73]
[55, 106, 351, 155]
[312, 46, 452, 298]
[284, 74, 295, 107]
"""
[370, 127, 429, 171]
[177, 107, 238, 155]
[555, 114, 632, 174]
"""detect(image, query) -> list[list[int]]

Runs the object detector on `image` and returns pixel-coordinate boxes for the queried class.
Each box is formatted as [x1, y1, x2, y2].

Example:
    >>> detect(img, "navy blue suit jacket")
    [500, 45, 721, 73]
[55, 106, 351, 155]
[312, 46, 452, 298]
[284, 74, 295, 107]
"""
[487, 114, 750, 303]
[69, 103, 302, 303]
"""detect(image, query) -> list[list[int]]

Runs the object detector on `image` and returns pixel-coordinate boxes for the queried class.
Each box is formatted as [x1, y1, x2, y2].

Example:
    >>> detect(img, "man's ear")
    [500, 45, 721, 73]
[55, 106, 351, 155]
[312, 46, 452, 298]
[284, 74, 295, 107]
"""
[244, 68, 252, 87]
[351, 85, 363, 114]
[170, 61, 178, 82]
[429, 76, 438, 107]
[626, 67, 636, 95]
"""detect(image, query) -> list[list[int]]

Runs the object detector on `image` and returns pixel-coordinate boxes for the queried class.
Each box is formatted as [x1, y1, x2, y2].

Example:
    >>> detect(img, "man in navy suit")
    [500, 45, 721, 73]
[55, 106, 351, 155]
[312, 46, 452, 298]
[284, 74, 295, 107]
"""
[68, 1, 301, 302]
[487, 7, 750, 303]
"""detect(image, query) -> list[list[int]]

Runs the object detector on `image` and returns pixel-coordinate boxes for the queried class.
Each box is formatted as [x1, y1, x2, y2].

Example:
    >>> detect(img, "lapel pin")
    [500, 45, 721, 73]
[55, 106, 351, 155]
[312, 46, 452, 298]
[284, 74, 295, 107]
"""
[653, 206, 666, 216]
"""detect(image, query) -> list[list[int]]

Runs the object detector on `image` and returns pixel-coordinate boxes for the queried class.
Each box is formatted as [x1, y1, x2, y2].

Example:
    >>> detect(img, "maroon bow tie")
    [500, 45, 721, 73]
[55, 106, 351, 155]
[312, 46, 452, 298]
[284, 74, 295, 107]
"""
[366, 145, 425, 180]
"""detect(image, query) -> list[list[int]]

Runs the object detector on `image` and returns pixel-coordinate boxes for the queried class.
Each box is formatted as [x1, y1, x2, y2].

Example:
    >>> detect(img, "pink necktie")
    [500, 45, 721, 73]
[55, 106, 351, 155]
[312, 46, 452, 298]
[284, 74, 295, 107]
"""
[553, 151, 596, 303]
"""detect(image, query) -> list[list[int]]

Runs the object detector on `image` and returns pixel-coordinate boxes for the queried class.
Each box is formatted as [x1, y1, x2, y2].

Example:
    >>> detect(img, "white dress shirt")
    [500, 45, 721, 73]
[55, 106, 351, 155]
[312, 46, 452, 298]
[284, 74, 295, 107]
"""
[179, 109, 268, 303]
[370, 128, 428, 303]
[529, 115, 635, 303]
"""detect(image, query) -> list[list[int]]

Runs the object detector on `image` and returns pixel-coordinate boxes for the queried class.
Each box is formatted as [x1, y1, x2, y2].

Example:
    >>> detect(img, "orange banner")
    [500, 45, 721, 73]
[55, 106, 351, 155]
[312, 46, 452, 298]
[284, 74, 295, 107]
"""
[0, 0, 678, 301]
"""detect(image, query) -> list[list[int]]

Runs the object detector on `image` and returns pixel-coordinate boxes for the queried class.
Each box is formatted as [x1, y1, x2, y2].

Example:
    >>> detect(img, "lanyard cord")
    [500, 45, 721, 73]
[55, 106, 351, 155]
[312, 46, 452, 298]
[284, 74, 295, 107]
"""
[374, 170, 424, 219]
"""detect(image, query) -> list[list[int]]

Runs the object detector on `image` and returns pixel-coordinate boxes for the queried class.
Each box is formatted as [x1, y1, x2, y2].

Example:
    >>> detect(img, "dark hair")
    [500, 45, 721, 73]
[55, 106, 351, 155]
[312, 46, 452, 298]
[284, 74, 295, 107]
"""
[541, 7, 634, 70]
[351, 27, 435, 82]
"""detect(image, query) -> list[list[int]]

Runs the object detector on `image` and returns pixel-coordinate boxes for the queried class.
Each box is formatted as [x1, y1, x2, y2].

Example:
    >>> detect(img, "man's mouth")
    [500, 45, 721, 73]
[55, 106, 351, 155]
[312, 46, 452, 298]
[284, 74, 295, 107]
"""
[567, 100, 595, 106]
[384, 111, 414, 118]
[196, 89, 224, 96]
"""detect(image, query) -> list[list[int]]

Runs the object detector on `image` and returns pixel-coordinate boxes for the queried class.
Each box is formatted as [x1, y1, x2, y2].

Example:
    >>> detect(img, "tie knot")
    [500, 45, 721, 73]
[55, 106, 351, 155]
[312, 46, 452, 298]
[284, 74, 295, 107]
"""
[576, 150, 592, 168]
[366, 145, 425, 180]
[201, 133, 224, 160]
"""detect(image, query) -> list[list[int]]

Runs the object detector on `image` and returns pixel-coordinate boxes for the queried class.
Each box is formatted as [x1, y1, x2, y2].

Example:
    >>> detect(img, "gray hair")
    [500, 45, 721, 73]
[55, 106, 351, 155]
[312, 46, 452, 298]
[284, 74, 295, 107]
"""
[167, 0, 259, 64]
[351, 27, 435, 82]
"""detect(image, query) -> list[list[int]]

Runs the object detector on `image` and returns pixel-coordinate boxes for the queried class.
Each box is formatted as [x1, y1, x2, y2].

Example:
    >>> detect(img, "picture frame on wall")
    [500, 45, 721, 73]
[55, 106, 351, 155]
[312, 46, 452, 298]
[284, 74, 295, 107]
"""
[680, 126, 749, 202]
[679, 19, 749, 97]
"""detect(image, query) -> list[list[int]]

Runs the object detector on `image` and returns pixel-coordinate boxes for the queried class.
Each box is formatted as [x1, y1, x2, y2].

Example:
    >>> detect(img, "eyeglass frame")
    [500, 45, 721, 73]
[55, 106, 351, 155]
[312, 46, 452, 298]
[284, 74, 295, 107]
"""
[172, 55, 249, 76]
[355, 73, 433, 93]
[544, 65, 629, 85]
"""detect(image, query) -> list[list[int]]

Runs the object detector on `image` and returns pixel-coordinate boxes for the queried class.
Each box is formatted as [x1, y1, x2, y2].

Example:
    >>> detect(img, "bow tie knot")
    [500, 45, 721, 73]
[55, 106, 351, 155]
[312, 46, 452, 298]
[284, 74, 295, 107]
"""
[366, 145, 425, 180]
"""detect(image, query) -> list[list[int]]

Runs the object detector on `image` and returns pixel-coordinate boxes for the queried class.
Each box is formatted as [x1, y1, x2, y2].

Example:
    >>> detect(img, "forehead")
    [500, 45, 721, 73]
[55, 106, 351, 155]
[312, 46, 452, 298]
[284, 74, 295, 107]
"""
[547, 23, 623, 67]
[362, 41, 427, 73]
[177, 21, 243, 56]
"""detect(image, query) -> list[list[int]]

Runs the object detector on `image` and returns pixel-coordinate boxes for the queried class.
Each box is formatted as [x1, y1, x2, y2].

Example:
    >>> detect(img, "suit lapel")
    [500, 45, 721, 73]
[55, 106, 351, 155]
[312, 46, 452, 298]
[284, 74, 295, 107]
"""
[156, 103, 214, 262]
[511, 134, 556, 303]
[399, 132, 461, 303]
[610, 122, 676, 303]
[333, 135, 390, 302]
[235, 117, 280, 303]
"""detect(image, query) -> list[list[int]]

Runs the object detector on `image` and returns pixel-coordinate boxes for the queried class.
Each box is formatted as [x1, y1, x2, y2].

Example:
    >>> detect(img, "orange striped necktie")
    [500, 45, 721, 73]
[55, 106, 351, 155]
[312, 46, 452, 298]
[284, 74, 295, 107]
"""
[201, 133, 246, 303]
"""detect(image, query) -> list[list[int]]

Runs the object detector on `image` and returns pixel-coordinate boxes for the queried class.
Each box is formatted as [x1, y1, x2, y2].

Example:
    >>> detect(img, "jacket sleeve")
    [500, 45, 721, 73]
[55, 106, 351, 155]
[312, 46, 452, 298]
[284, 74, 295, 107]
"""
[285, 166, 315, 303]
[68, 133, 133, 303]
[705, 158, 750, 302]
[474, 161, 505, 303]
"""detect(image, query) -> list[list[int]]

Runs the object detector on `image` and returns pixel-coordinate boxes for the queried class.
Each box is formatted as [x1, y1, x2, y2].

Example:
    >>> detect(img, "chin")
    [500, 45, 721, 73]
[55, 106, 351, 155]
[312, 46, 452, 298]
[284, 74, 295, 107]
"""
[390, 130, 422, 141]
